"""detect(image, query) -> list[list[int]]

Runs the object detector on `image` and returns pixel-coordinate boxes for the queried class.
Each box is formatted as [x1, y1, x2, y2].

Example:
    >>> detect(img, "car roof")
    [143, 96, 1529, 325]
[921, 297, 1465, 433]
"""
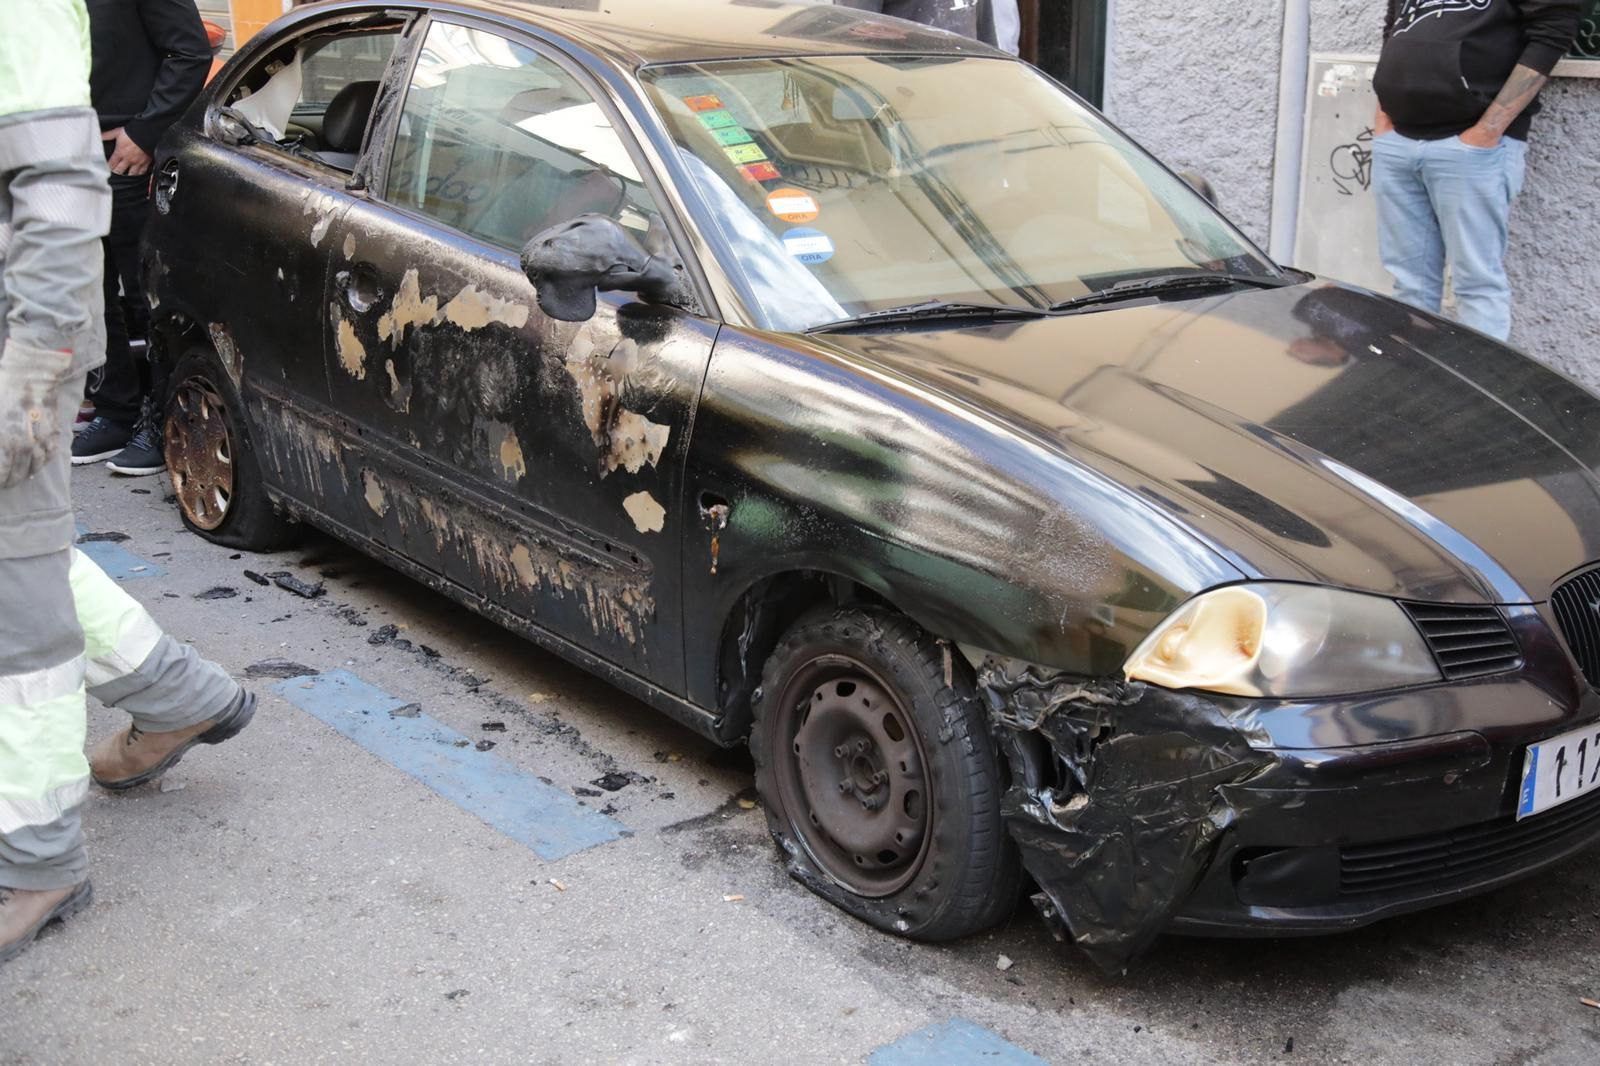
[343, 0, 1009, 68]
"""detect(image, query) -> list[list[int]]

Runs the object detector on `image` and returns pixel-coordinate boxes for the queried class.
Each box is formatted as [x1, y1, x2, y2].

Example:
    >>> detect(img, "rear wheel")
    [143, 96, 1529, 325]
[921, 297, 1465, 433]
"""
[751, 607, 1021, 941]
[163, 348, 293, 551]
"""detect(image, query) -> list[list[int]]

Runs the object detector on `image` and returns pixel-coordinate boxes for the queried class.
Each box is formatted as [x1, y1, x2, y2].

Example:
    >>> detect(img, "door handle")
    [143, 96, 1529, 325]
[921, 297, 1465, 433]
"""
[335, 263, 384, 314]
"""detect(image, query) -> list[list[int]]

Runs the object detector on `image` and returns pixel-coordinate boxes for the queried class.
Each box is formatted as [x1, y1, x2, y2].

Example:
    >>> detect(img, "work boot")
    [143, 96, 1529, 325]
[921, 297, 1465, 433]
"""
[0, 881, 93, 966]
[89, 690, 256, 791]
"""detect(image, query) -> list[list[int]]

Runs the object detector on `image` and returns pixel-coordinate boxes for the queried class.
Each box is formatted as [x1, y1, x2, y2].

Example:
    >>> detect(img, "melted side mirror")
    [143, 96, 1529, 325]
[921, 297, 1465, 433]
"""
[1178, 170, 1218, 207]
[519, 214, 699, 323]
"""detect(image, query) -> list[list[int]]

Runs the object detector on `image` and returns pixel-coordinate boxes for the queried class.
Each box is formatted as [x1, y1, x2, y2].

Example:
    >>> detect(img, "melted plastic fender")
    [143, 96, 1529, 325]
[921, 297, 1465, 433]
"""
[978, 659, 1277, 973]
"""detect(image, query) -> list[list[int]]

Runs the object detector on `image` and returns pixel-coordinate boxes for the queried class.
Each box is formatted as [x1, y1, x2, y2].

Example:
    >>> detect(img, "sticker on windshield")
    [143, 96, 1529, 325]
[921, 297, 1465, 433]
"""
[683, 94, 724, 112]
[782, 227, 835, 265]
[711, 126, 755, 147]
[738, 162, 782, 183]
[724, 143, 769, 165]
[699, 110, 740, 130]
[766, 188, 820, 224]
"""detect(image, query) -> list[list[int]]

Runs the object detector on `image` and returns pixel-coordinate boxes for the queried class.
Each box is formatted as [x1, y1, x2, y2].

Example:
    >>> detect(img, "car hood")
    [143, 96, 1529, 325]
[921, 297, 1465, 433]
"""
[809, 281, 1600, 604]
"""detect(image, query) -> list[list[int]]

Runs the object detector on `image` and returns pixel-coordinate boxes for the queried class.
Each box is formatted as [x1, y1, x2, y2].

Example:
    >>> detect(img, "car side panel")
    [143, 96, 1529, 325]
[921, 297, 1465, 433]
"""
[145, 126, 346, 506]
[679, 327, 1246, 714]
[308, 199, 714, 694]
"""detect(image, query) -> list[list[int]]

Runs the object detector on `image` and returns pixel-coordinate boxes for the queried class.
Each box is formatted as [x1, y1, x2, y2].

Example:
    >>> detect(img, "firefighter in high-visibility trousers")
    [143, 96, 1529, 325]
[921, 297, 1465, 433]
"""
[1, 0, 255, 965]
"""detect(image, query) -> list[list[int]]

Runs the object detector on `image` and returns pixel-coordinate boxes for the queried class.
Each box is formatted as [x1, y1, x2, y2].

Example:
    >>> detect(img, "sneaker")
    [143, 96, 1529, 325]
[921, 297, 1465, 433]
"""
[105, 416, 165, 477]
[73, 400, 96, 433]
[71, 416, 132, 465]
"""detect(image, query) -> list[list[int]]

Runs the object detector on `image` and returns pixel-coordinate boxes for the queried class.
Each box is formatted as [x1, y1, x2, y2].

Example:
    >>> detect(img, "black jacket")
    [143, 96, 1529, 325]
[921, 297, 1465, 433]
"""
[1375, 0, 1584, 141]
[88, 0, 212, 153]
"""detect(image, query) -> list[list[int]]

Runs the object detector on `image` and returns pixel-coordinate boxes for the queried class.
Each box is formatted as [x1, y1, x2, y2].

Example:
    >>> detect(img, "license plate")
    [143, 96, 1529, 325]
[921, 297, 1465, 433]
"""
[1517, 721, 1600, 820]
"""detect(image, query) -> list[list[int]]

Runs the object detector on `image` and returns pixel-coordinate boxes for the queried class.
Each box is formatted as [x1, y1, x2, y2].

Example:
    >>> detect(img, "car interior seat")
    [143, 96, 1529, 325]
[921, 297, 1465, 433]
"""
[318, 80, 380, 170]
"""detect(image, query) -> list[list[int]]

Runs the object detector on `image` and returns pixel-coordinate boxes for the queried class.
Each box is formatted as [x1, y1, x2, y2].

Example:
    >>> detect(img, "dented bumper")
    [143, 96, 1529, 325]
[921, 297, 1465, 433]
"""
[978, 658, 1600, 972]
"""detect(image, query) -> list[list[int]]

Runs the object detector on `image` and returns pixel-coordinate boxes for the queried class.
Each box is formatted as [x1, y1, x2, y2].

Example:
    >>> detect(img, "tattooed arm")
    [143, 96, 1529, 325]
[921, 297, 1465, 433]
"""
[1459, 64, 1549, 147]
[1461, 0, 1587, 146]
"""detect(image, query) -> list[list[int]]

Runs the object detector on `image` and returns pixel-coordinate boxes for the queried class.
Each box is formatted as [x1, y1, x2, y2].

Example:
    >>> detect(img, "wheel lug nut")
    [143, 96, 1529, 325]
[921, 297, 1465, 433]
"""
[834, 745, 847, 758]
[838, 780, 851, 793]
[855, 739, 868, 753]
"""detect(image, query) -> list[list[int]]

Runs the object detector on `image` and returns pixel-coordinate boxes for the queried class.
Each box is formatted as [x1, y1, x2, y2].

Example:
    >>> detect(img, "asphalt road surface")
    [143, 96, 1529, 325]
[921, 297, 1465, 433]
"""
[4, 467, 1599, 1065]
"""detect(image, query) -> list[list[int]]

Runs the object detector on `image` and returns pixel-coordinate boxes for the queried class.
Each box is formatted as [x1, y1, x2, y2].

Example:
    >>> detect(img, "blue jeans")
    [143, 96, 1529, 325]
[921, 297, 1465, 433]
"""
[1372, 131, 1527, 341]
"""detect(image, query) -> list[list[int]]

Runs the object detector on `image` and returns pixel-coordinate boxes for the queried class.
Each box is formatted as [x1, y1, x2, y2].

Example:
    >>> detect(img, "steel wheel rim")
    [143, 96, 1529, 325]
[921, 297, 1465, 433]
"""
[164, 376, 235, 531]
[773, 654, 933, 898]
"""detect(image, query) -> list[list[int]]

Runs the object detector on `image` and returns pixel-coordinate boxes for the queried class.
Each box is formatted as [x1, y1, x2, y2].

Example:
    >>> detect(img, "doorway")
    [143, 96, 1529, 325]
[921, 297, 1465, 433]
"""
[1018, 0, 1108, 108]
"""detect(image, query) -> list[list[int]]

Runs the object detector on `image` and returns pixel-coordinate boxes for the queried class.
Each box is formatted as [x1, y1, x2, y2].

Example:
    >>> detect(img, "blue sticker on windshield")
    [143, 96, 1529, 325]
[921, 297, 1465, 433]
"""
[782, 227, 835, 265]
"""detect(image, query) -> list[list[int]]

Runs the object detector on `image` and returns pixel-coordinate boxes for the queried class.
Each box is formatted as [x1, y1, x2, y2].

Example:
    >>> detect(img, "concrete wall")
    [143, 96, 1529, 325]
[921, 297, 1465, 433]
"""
[1105, 0, 1600, 388]
[1103, 2, 1284, 249]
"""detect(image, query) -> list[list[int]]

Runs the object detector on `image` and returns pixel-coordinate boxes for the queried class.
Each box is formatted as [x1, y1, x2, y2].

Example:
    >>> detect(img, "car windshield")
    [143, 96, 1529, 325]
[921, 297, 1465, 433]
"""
[641, 55, 1279, 332]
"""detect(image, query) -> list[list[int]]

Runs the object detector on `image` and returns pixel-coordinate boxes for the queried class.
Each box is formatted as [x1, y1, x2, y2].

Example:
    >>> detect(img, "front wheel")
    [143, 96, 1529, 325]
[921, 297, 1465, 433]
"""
[751, 607, 1021, 941]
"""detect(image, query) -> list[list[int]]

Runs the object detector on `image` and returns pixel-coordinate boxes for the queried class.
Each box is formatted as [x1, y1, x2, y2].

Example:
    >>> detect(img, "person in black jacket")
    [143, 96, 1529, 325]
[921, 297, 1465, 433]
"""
[1371, 0, 1582, 343]
[72, 0, 211, 475]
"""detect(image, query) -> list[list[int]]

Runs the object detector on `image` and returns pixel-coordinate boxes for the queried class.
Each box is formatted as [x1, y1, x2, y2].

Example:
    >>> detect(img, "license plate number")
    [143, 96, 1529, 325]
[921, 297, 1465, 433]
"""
[1517, 722, 1600, 820]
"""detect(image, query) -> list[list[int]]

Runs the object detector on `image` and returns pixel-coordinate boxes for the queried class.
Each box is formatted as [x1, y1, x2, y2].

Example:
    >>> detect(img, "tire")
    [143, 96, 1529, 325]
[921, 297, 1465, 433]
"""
[751, 606, 1022, 941]
[163, 347, 294, 551]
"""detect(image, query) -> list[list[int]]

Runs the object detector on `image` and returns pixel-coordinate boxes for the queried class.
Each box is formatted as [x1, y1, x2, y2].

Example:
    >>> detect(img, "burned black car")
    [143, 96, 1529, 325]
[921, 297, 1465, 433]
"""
[143, 0, 1600, 971]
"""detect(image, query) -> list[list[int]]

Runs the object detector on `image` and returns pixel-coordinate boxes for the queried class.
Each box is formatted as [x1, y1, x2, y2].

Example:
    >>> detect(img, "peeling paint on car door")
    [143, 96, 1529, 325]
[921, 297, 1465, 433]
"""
[308, 20, 716, 693]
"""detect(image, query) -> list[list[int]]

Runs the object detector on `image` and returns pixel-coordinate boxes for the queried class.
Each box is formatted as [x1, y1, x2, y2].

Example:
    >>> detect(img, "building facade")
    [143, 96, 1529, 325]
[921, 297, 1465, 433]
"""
[1099, 1, 1600, 388]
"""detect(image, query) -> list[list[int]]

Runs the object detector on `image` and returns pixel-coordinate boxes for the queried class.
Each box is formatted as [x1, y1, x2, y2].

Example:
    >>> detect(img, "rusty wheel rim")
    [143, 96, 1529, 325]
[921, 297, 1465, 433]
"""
[164, 376, 234, 531]
[773, 655, 932, 898]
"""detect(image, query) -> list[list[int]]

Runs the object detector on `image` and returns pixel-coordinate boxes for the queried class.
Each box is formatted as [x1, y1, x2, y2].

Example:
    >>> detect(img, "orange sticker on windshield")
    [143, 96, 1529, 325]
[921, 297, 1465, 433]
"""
[684, 94, 724, 112]
[766, 188, 819, 223]
[738, 162, 782, 183]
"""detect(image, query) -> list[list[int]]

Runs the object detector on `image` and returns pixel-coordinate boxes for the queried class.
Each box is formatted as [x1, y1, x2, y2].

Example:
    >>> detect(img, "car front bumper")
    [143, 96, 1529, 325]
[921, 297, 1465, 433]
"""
[978, 607, 1600, 969]
[1171, 720, 1600, 936]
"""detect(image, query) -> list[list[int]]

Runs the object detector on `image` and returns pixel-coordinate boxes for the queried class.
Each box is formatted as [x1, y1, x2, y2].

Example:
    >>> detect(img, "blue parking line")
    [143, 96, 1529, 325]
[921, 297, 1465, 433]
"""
[74, 527, 164, 580]
[868, 1020, 1049, 1066]
[272, 669, 623, 860]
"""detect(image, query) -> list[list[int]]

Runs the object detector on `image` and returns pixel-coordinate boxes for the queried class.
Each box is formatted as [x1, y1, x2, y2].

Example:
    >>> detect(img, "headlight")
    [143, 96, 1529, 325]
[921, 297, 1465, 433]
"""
[1123, 583, 1442, 697]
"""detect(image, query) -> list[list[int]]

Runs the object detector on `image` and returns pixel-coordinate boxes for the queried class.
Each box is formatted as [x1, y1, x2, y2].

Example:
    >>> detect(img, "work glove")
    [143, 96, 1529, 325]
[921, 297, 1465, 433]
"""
[0, 338, 72, 488]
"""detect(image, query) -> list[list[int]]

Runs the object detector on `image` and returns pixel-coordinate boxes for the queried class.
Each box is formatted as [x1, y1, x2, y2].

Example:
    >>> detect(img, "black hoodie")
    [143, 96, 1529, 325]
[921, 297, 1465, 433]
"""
[87, 0, 211, 154]
[1374, 0, 1584, 141]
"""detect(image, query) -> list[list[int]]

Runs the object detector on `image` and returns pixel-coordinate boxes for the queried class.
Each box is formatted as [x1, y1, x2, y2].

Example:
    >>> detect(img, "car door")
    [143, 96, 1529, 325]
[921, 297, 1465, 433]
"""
[153, 12, 410, 509]
[318, 17, 716, 694]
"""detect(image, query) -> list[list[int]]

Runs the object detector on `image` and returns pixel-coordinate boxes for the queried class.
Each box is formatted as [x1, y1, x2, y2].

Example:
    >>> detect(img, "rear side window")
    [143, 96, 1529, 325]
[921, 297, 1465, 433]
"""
[298, 33, 400, 110]
[383, 21, 659, 250]
[224, 25, 401, 162]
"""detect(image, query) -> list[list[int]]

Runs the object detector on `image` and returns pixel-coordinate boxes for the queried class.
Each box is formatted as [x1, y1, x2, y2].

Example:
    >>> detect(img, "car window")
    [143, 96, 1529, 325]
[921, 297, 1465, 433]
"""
[641, 56, 1277, 332]
[224, 26, 401, 161]
[384, 21, 660, 251]
[297, 33, 400, 112]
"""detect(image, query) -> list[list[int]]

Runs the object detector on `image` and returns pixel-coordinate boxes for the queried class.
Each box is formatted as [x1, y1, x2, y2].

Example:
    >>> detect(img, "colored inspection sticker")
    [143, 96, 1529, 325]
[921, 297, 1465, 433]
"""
[738, 162, 782, 183]
[724, 142, 769, 165]
[711, 126, 754, 147]
[782, 227, 835, 265]
[766, 187, 819, 223]
[698, 109, 740, 130]
[683, 94, 724, 112]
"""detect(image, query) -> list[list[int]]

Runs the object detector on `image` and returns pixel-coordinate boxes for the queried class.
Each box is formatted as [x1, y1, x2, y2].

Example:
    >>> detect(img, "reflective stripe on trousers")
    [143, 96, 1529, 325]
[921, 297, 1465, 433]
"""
[2, 548, 241, 869]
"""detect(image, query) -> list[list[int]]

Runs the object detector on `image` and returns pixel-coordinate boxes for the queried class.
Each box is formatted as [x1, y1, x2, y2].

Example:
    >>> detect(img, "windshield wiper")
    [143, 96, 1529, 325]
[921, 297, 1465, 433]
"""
[804, 300, 1049, 335]
[1048, 272, 1286, 315]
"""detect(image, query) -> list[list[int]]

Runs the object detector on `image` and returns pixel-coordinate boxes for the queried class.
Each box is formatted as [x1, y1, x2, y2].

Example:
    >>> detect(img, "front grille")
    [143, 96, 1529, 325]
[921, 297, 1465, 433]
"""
[1341, 786, 1600, 898]
[1551, 567, 1600, 688]
[1400, 602, 1522, 680]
